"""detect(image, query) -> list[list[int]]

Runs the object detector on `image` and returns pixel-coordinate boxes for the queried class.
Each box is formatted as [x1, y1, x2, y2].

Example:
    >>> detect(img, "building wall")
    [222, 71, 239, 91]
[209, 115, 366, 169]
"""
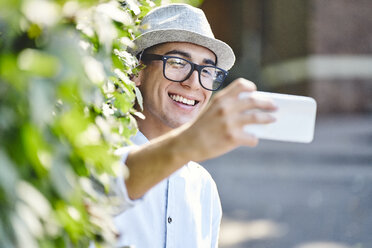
[201, 0, 372, 113]
[308, 0, 372, 112]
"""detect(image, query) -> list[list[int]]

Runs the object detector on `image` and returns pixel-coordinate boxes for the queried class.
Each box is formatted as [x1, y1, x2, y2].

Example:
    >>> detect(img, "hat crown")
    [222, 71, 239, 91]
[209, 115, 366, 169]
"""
[131, 3, 236, 70]
[141, 4, 215, 39]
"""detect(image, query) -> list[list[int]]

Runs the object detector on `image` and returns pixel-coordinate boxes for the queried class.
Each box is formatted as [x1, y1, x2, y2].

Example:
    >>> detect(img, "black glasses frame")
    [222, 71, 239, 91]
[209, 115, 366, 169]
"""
[141, 53, 228, 91]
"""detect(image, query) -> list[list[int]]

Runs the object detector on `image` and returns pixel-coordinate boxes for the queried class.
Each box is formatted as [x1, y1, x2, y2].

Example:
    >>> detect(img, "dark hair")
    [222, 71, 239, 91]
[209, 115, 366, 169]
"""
[136, 45, 158, 63]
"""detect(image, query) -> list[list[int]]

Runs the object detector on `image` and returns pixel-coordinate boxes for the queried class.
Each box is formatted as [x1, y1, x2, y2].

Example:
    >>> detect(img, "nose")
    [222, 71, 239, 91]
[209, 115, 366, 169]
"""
[180, 69, 200, 90]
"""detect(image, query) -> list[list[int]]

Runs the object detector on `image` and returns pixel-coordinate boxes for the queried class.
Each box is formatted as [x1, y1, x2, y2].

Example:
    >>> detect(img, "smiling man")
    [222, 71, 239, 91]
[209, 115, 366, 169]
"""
[135, 42, 216, 137]
[111, 4, 277, 248]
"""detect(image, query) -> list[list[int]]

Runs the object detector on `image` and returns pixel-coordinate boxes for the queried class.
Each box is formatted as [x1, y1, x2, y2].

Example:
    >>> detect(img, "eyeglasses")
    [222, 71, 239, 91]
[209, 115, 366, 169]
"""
[141, 53, 228, 91]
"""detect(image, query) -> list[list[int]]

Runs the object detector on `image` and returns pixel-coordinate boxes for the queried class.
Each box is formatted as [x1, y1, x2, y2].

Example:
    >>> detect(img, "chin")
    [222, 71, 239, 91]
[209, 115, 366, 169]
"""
[166, 117, 191, 129]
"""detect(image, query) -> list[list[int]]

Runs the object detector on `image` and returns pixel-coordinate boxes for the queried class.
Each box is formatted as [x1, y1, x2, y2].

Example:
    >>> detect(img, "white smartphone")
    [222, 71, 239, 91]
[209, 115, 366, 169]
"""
[240, 91, 317, 143]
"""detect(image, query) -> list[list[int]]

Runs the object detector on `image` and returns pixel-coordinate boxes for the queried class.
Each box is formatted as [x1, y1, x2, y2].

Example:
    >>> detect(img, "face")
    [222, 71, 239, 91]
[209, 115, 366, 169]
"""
[134, 42, 216, 138]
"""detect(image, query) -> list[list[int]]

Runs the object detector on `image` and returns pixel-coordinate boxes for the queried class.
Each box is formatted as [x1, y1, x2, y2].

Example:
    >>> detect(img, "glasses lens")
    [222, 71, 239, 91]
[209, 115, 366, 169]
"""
[164, 57, 192, 81]
[200, 66, 226, 90]
[163, 56, 226, 91]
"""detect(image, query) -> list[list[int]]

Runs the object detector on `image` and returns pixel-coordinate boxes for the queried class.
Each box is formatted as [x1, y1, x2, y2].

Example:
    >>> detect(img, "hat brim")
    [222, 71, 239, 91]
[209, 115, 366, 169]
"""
[130, 29, 235, 70]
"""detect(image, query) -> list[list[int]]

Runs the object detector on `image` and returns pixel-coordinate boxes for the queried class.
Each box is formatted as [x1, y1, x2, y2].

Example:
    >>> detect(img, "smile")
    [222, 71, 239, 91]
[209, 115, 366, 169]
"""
[169, 94, 198, 106]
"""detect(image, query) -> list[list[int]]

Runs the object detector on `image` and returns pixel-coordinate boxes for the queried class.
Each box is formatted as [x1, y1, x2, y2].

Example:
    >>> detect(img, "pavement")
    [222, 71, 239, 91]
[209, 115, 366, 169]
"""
[201, 114, 372, 248]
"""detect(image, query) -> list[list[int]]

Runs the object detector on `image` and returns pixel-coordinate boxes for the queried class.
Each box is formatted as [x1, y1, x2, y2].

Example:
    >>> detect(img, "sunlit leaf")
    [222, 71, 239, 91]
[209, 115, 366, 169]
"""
[124, 0, 142, 15]
[132, 110, 145, 120]
[134, 86, 143, 110]
[170, 0, 203, 7]
[83, 56, 105, 85]
[16, 201, 44, 238]
[59, 107, 91, 144]
[11, 213, 38, 248]
[96, 2, 133, 25]
[21, 123, 50, 177]
[138, 5, 153, 19]
[77, 124, 102, 146]
[16, 181, 52, 221]
[94, 3, 118, 52]
[76, 8, 95, 37]
[113, 91, 133, 114]
[113, 68, 136, 90]
[18, 49, 60, 77]
[119, 36, 135, 49]
[77, 144, 118, 174]
[21, 0, 61, 27]
[54, 201, 89, 243]
[62, 1, 80, 19]
[114, 49, 137, 68]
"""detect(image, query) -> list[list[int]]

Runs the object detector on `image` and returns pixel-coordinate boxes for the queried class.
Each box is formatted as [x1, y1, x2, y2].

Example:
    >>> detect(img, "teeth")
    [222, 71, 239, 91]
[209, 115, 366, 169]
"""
[170, 94, 196, 106]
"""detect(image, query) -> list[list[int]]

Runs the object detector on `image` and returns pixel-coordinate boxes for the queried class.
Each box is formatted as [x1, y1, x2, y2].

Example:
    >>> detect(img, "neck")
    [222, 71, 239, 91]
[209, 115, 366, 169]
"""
[137, 117, 173, 140]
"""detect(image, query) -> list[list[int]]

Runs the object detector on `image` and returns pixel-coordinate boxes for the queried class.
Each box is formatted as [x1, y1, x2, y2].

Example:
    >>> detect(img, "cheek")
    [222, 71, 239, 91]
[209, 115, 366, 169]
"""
[203, 91, 213, 104]
[139, 77, 169, 107]
[138, 68, 161, 97]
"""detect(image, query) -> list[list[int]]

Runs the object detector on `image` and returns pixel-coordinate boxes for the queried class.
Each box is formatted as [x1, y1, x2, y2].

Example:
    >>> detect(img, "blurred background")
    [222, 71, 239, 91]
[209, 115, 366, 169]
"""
[199, 0, 372, 247]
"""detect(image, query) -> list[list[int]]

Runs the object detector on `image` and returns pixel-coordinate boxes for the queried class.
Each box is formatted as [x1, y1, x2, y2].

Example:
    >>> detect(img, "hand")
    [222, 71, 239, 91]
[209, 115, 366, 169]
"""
[125, 78, 277, 199]
[177, 78, 277, 162]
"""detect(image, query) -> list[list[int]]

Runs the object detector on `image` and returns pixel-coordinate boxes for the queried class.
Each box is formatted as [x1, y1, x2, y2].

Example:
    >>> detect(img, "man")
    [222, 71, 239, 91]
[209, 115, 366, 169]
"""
[113, 3, 277, 248]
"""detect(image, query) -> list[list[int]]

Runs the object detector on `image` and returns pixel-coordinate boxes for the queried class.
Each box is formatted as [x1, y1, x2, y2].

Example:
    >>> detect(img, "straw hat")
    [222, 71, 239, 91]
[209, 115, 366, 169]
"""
[130, 4, 236, 70]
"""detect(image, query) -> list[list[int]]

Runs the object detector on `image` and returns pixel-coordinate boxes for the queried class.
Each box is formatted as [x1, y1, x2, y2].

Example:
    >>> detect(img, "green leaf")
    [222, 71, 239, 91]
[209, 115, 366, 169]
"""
[170, 0, 204, 7]
[18, 49, 60, 78]
[58, 107, 91, 145]
[77, 144, 118, 174]
[113, 91, 133, 114]
[0, 53, 27, 90]
[21, 123, 50, 177]
[27, 23, 42, 39]
[83, 56, 105, 85]
[134, 86, 143, 110]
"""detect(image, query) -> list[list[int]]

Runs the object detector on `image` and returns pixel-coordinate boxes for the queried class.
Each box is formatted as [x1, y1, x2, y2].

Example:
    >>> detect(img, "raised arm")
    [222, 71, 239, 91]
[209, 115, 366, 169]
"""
[125, 79, 277, 199]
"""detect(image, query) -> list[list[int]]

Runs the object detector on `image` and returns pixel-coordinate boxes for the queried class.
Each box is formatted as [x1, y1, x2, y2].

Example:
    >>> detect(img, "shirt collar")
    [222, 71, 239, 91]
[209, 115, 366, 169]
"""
[130, 130, 149, 145]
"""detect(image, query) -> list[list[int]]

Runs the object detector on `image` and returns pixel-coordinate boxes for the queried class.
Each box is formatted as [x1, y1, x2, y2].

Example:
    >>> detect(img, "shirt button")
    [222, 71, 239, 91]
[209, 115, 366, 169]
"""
[168, 217, 172, 224]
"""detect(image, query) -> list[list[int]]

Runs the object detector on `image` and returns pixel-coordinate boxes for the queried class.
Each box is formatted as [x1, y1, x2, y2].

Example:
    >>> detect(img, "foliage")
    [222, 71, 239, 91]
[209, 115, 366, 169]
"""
[168, 0, 204, 7]
[0, 0, 202, 247]
[156, 0, 203, 6]
[0, 0, 151, 247]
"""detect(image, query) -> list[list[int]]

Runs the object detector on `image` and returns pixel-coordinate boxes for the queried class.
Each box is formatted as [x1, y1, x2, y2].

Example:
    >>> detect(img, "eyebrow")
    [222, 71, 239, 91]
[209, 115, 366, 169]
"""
[164, 49, 216, 66]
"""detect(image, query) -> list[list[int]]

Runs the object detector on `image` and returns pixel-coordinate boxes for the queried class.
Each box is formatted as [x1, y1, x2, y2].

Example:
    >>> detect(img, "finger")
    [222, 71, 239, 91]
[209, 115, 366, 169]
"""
[238, 95, 278, 113]
[210, 79, 260, 114]
[208, 91, 277, 124]
[239, 111, 276, 125]
[219, 78, 257, 98]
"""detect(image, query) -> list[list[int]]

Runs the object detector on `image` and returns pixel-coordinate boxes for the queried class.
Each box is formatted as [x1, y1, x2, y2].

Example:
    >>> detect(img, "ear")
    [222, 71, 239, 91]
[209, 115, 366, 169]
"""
[130, 63, 146, 87]
[131, 72, 142, 87]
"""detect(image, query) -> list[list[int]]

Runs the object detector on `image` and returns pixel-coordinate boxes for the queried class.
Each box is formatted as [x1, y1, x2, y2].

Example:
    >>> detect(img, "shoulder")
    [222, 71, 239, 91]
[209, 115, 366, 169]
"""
[182, 162, 220, 204]
[180, 161, 216, 187]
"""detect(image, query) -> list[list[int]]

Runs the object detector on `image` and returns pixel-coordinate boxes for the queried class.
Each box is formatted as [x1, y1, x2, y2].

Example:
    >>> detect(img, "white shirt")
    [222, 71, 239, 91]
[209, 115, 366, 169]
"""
[113, 131, 222, 248]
